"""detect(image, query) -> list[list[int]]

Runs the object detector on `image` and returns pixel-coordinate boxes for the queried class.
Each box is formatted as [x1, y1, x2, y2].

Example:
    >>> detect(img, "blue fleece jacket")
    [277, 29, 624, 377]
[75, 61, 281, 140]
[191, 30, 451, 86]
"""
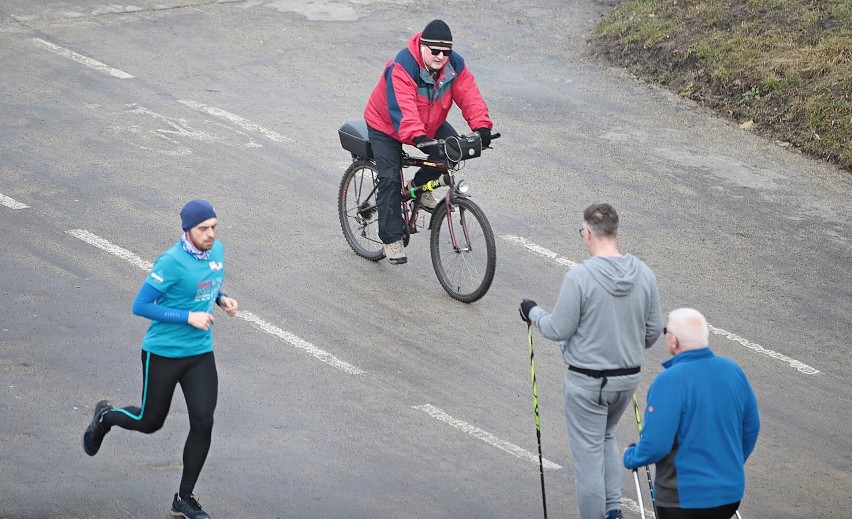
[623, 347, 760, 508]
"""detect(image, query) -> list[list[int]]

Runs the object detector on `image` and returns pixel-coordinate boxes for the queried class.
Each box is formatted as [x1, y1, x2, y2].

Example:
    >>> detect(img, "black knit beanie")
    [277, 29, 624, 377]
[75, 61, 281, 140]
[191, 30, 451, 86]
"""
[420, 19, 452, 48]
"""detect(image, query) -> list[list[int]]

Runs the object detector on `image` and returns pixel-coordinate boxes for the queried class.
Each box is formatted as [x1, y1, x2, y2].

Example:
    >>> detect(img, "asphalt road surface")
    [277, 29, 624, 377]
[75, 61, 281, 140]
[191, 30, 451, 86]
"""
[1, 1, 850, 518]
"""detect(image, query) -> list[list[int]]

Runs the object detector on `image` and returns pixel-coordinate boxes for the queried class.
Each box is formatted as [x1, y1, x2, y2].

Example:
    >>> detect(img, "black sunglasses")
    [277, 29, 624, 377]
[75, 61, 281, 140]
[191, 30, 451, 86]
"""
[426, 46, 452, 57]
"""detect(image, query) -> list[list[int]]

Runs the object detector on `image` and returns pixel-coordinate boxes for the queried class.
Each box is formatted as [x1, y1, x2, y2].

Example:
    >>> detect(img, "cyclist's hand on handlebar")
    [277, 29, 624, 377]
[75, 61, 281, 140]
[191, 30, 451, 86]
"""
[474, 127, 492, 148]
[413, 135, 441, 157]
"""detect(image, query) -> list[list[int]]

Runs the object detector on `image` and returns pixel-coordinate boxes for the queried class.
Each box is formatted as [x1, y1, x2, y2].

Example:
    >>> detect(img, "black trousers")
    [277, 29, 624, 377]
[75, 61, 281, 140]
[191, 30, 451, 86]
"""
[367, 122, 458, 244]
[656, 502, 741, 519]
[103, 350, 218, 496]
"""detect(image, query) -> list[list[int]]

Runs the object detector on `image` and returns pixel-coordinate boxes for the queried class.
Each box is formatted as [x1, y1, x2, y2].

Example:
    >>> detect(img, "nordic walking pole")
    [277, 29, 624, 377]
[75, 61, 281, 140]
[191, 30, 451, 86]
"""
[632, 394, 658, 519]
[527, 323, 548, 519]
[632, 468, 647, 519]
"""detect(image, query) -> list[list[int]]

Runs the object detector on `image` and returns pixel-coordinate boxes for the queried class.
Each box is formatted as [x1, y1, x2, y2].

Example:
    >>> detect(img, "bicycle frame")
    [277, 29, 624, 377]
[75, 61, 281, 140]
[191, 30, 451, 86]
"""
[399, 154, 452, 232]
[405, 156, 482, 259]
[352, 153, 466, 246]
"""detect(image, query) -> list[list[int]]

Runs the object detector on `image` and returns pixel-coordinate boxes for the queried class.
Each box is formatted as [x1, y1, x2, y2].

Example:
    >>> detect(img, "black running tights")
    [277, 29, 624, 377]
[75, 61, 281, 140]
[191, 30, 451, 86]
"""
[103, 350, 218, 496]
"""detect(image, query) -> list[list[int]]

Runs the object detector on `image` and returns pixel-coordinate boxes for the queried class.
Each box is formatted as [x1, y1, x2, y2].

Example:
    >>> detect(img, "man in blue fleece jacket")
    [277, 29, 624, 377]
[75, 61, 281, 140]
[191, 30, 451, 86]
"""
[624, 308, 760, 519]
[520, 203, 663, 519]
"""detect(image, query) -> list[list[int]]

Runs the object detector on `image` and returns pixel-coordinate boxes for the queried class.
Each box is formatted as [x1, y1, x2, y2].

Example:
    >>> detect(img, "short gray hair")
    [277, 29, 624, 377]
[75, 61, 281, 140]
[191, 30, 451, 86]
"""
[667, 308, 709, 350]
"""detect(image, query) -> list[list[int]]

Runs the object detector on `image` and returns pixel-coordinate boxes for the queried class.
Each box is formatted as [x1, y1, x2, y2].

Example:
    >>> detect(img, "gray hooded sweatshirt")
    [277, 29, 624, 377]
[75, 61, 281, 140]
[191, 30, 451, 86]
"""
[529, 254, 663, 391]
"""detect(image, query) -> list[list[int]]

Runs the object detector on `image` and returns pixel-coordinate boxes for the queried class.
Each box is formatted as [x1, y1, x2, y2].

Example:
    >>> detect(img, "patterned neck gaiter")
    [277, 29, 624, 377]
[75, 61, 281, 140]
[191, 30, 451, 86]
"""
[180, 233, 211, 261]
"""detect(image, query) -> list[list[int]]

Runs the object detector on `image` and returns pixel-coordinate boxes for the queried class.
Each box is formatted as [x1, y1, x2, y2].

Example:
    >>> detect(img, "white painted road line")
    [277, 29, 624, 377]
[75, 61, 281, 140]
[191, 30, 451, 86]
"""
[708, 324, 820, 375]
[501, 234, 579, 269]
[178, 100, 290, 142]
[65, 229, 362, 375]
[413, 404, 563, 471]
[500, 234, 821, 376]
[0, 194, 29, 209]
[237, 311, 364, 375]
[126, 104, 217, 144]
[32, 38, 134, 79]
[66, 229, 153, 271]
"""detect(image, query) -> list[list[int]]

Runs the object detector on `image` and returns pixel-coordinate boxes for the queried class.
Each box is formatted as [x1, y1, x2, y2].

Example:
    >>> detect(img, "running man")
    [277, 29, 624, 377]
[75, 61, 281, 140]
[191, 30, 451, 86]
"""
[83, 199, 238, 519]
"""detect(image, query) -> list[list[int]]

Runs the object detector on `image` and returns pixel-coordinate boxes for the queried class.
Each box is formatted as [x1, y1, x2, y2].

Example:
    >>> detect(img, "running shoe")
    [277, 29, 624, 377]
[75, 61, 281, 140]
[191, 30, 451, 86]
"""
[82, 400, 112, 456]
[170, 493, 210, 519]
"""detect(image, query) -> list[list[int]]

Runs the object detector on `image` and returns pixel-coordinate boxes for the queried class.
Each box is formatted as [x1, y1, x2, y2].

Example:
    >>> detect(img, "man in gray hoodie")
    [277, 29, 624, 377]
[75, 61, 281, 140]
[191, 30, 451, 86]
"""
[520, 203, 663, 519]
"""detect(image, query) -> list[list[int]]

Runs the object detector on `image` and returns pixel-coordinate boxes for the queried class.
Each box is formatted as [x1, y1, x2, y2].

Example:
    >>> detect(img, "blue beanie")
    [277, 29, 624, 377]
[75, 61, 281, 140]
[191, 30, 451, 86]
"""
[180, 199, 217, 231]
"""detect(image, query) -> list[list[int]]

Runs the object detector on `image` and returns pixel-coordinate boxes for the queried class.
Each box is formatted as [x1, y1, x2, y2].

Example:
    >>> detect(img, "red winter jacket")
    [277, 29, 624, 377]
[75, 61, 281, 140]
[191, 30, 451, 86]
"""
[364, 32, 492, 144]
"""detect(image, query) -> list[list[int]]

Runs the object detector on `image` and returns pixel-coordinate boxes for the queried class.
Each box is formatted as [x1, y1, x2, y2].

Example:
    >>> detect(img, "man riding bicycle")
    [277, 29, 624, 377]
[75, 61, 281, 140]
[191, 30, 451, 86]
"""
[363, 19, 494, 265]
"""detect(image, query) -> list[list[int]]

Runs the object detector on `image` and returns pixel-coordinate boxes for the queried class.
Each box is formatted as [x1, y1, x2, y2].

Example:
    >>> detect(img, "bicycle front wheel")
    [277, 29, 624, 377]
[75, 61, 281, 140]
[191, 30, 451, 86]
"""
[339, 160, 384, 261]
[430, 197, 496, 303]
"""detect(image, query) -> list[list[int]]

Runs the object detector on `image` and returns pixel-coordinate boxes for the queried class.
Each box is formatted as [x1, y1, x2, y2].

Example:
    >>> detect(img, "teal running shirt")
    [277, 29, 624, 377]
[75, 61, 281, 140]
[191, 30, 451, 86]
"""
[141, 240, 225, 358]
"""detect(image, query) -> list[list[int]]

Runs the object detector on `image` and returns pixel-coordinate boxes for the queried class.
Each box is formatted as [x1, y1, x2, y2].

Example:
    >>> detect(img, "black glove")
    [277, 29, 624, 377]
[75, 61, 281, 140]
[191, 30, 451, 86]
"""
[519, 299, 537, 322]
[413, 135, 441, 157]
[474, 128, 492, 148]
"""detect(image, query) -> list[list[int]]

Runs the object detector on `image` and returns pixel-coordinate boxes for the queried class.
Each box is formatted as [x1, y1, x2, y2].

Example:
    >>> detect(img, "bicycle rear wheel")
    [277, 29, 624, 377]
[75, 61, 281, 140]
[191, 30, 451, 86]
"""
[430, 197, 496, 303]
[339, 160, 384, 260]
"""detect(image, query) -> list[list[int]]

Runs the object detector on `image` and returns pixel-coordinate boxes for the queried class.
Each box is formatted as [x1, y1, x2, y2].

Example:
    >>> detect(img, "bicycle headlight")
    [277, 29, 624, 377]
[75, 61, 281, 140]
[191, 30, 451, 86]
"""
[455, 179, 470, 194]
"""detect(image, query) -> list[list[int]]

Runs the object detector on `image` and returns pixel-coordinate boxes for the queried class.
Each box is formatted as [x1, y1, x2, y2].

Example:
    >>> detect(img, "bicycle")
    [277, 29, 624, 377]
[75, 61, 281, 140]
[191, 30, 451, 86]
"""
[337, 120, 500, 303]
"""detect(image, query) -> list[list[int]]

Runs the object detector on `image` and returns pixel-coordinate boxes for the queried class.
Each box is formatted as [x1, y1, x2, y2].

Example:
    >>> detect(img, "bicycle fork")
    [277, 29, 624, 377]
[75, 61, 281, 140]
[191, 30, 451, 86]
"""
[401, 172, 474, 254]
[442, 198, 474, 253]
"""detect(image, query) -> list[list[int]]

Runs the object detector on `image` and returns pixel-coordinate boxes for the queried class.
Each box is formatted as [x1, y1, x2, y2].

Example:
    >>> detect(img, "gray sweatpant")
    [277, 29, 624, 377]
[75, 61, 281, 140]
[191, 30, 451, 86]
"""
[563, 372, 637, 519]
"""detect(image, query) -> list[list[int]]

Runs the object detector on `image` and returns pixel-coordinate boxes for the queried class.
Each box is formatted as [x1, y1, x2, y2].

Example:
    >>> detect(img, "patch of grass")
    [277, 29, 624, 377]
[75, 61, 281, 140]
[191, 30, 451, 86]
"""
[591, 0, 852, 170]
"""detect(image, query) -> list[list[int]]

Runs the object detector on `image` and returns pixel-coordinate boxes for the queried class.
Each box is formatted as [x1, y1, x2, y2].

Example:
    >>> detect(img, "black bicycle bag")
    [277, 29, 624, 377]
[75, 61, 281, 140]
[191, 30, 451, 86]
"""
[338, 120, 373, 159]
[444, 133, 482, 162]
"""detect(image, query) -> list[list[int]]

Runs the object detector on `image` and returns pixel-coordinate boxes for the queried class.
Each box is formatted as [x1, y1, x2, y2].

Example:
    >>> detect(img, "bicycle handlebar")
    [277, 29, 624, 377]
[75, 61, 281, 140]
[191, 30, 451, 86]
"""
[415, 130, 502, 150]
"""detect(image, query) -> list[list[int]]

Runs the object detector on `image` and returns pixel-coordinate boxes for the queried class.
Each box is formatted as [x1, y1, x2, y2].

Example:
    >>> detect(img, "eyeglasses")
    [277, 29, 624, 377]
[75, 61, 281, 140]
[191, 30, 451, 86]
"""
[578, 228, 586, 237]
[663, 327, 670, 335]
[426, 46, 452, 57]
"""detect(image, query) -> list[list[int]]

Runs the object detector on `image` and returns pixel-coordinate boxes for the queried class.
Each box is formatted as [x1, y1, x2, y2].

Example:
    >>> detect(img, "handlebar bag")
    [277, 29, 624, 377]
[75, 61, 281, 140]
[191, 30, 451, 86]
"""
[445, 133, 482, 162]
